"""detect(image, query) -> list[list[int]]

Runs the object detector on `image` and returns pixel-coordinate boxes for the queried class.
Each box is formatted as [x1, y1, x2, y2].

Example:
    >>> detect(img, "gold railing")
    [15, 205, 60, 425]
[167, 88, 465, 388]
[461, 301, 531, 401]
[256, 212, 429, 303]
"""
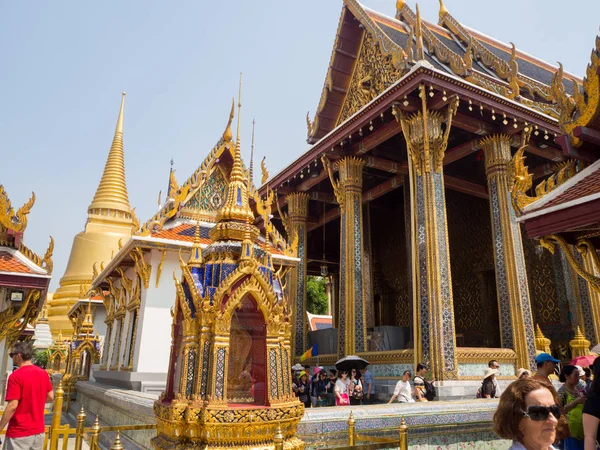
[45, 382, 156, 450]
[49, 382, 409, 450]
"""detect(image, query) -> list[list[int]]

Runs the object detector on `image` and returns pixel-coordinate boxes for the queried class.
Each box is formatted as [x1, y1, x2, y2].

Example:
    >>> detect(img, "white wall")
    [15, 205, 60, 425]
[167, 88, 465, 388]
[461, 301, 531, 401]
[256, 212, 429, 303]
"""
[134, 250, 182, 373]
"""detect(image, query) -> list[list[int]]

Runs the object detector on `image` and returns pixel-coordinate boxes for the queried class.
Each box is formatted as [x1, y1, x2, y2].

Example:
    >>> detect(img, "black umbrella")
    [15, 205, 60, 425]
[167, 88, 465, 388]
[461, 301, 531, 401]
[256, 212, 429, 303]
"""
[335, 355, 369, 372]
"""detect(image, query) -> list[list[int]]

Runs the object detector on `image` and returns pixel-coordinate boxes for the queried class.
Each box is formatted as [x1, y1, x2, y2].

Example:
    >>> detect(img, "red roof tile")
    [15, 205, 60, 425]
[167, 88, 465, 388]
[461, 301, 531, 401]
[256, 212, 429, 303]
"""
[540, 167, 600, 209]
[0, 252, 35, 274]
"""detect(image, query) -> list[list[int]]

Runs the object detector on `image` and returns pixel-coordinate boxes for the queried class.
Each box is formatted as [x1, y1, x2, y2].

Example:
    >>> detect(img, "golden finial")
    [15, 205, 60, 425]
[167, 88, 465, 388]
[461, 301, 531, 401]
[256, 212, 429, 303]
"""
[248, 118, 256, 189]
[81, 296, 94, 335]
[260, 156, 269, 185]
[88, 92, 131, 215]
[438, 0, 448, 19]
[110, 432, 124, 450]
[396, 0, 405, 11]
[236, 73, 242, 148]
[415, 4, 425, 61]
[222, 98, 235, 142]
[188, 221, 203, 266]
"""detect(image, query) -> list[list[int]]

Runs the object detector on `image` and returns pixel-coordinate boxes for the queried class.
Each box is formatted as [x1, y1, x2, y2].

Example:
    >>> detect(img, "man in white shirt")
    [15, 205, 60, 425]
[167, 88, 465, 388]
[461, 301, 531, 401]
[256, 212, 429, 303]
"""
[388, 370, 414, 403]
[489, 360, 501, 397]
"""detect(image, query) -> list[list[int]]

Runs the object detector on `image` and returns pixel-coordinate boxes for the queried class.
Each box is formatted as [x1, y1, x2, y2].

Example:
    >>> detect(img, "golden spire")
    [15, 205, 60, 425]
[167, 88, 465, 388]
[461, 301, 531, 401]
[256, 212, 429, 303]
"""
[248, 118, 255, 189]
[88, 93, 131, 214]
[80, 298, 94, 335]
[214, 74, 254, 226]
[396, 0, 405, 11]
[188, 221, 203, 267]
[415, 4, 425, 61]
[222, 99, 235, 142]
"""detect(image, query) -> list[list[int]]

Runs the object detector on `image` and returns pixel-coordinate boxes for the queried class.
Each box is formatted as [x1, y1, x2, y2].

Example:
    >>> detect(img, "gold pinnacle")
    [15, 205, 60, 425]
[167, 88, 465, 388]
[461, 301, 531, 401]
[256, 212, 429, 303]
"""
[88, 92, 131, 214]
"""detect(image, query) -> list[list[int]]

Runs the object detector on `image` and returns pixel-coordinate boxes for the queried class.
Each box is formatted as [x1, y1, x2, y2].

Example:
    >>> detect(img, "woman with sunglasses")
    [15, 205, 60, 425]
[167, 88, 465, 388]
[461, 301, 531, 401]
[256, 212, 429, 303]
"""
[334, 371, 350, 406]
[583, 357, 600, 450]
[494, 378, 561, 450]
[558, 365, 586, 450]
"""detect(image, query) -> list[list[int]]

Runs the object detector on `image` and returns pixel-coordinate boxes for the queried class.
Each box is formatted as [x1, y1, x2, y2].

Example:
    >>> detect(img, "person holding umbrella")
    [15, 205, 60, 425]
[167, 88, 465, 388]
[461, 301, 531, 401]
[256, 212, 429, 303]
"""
[334, 355, 369, 406]
[334, 370, 350, 406]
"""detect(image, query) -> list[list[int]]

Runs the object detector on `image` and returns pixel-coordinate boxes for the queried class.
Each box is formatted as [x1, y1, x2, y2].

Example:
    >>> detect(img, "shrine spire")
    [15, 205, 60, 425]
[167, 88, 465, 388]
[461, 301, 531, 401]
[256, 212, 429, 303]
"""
[88, 93, 131, 214]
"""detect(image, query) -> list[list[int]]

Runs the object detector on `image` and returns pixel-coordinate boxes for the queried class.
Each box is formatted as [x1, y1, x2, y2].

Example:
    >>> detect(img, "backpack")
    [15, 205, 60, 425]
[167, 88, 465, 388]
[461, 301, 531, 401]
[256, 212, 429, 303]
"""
[423, 379, 436, 401]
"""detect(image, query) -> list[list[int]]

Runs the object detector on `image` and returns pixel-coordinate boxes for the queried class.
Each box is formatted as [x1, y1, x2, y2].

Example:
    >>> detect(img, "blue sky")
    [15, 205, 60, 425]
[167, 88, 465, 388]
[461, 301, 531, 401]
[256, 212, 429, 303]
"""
[1, 0, 598, 291]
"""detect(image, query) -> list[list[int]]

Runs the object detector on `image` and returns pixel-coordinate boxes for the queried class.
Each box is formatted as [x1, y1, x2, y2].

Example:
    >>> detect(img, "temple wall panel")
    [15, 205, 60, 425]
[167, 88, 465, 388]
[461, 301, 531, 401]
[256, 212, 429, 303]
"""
[370, 198, 410, 329]
[445, 190, 498, 347]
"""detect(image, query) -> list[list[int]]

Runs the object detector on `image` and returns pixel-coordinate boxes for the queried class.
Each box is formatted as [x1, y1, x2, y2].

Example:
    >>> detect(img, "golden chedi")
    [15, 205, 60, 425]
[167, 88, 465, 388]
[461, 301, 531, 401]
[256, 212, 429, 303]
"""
[49, 93, 137, 338]
[152, 93, 303, 450]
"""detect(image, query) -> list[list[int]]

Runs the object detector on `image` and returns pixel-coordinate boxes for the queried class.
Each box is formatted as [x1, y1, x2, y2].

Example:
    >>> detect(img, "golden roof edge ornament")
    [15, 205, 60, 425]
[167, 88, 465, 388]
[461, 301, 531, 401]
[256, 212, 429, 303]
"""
[222, 98, 235, 142]
[88, 92, 131, 215]
[43, 236, 54, 275]
[438, 0, 448, 21]
[415, 3, 425, 61]
[0, 186, 35, 234]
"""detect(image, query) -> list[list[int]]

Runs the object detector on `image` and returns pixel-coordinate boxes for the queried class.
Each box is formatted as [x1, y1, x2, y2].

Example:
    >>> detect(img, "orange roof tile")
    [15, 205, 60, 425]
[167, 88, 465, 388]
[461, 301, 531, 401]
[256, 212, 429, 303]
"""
[151, 223, 285, 255]
[0, 251, 36, 274]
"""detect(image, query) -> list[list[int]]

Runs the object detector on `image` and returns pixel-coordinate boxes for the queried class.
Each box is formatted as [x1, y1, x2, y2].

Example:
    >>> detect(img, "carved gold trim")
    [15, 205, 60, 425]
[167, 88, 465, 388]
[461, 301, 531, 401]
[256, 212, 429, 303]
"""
[155, 250, 166, 288]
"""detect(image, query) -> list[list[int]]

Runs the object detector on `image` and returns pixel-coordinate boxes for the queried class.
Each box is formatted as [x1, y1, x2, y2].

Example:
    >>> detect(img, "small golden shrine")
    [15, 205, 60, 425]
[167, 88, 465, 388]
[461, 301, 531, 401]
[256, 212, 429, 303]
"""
[152, 92, 304, 450]
[63, 297, 101, 390]
[47, 331, 69, 374]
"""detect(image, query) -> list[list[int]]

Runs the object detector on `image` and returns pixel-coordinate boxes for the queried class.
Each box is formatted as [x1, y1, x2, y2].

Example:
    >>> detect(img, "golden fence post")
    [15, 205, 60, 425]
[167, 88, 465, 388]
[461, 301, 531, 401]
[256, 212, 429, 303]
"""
[74, 406, 86, 450]
[273, 424, 284, 450]
[347, 411, 355, 446]
[110, 432, 124, 450]
[89, 416, 100, 450]
[49, 381, 64, 450]
[399, 416, 408, 450]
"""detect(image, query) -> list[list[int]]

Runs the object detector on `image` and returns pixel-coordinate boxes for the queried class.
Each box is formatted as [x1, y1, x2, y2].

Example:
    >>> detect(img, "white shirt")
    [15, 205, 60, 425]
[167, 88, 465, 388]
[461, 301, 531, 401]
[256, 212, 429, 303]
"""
[393, 380, 414, 403]
[335, 378, 349, 395]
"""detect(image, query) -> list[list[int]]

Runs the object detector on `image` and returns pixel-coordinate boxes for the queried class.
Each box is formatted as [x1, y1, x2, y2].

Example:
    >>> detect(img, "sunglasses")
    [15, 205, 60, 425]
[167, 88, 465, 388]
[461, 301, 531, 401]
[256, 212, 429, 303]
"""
[8, 353, 18, 358]
[522, 405, 561, 421]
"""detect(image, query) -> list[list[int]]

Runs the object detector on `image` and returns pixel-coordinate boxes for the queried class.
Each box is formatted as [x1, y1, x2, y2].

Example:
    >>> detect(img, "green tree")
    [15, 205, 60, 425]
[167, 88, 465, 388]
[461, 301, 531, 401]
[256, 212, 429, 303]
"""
[306, 276, 329, 315]
[33, 349, 48, 369]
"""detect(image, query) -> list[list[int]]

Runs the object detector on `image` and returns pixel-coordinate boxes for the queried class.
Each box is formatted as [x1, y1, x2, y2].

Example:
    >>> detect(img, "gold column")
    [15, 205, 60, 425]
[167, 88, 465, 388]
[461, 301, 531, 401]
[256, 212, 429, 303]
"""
[396, 85, 458, 380]
[324, 156, 367, 355]
[577, 250, 600, 344]
[481, 134, 536, 370]
[285, 192, 309, 357]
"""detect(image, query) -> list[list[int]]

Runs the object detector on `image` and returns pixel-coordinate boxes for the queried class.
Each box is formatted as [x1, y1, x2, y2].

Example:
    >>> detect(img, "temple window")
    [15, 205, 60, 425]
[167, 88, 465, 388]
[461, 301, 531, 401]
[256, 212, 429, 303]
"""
[101, 323, 112, 368]
[122, 308, 139, 369]
[110, 318, 123, 369]
[226, 295, 267, 406]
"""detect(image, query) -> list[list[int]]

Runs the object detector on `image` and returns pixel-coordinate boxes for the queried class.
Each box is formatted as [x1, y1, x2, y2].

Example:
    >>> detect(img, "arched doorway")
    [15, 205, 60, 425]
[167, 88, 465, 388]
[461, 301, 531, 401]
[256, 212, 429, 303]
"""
[53, 354, 61, 372]
[226, 295, 267, 406]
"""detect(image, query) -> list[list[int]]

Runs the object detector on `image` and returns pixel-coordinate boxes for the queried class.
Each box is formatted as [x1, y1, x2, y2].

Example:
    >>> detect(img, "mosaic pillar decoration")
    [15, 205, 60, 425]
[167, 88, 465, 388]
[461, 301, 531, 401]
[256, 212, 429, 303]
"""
[481, 134, 536, 370]
[323, 156, 367, 356]
[395, 86, 458, 381]
[363, 203, 374, 329]
[572, 250, 600, 344]
[285, 192, 309, 357]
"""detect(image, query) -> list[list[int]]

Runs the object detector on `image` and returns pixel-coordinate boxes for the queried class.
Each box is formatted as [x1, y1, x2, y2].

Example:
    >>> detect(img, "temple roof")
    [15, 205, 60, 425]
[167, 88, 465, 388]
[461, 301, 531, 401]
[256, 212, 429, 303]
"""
[0, 248, 49, 277]
[306, 0, 581, 143]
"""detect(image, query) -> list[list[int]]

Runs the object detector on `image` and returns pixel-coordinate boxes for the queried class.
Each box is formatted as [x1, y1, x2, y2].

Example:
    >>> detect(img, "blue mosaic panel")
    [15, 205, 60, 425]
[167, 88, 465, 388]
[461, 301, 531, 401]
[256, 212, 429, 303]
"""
[269, 349, 279, 399]
[212, 264, 221, 286]
[205, 264, 213, 287]
[185, 348, 197, 398]
[215, 347, 226, 400]
[220, 263, 236, 282]
[191, 266, 205, 298]
[433, 172, 456, 372]
[338, 211, 347, 356]
[200, 341, 210, 397]
[415, 176, 430, 367]
[353, 196, 365, 352]
[367, 363, 413, 377]
[458, 363, 516, 377]
[295, 223, 307, 356]
[489, 180, 513, 348]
